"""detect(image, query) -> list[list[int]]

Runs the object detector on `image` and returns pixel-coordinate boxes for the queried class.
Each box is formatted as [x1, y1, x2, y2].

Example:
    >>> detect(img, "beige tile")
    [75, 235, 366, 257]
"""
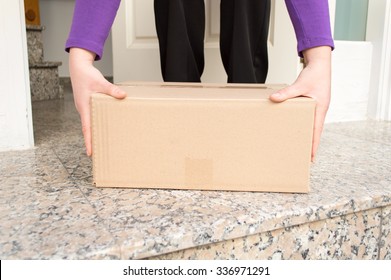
[324, 120, 391, 146]
[1, 223, 120, 260]
[0, 148, 69, 181]
[0, 176, 119, 259]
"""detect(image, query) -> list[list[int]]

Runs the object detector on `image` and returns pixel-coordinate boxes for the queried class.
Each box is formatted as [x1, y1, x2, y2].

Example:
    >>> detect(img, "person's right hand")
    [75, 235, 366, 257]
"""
[69, 48, 127, 156]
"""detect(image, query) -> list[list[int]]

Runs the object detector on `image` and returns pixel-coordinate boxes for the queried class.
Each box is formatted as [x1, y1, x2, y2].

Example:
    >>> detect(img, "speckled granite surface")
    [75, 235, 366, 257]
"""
[150, 208, 382, 260]
[26, 24, 62, 101]
[29, 66, 63, 101]
[380, 206, 391, 259]
[0, 87, 390, 259]
[26, 25, 44, 65]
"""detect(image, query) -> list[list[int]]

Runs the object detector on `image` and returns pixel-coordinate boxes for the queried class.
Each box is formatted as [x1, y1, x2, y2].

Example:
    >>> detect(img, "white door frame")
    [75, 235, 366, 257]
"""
[113, 0, 301, 84]
[0, 0, 34, 151]
[366, 0, 391, 121]
[112, 0, 228, 83]
[328, 0, 391, 122]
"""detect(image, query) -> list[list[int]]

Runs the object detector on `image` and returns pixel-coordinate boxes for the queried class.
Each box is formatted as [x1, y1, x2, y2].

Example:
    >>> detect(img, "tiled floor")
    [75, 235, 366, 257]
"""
[1, 85, 391, 259]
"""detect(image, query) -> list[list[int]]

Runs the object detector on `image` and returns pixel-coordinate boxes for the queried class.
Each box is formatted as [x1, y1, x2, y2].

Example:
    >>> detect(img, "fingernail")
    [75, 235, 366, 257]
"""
[272, 92, 281, 97]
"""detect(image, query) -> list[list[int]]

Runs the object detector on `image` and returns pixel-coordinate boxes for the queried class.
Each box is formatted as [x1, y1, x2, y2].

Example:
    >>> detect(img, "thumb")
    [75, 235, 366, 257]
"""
[270, 85, 302, 103]
[101, 80, 127, 99]
[80, 109, 92, 157]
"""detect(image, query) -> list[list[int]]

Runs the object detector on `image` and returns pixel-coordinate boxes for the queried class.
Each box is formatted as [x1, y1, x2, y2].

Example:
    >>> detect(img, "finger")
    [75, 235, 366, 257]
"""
[80, 109, 92, 157]
[311, 105, 328, 162]
[101, 80, 127, 99]
[269, 85, 303, 103]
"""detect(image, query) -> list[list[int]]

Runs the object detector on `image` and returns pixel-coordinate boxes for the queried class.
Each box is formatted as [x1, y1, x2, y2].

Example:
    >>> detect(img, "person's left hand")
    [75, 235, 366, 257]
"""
[269, 46, 332, 162]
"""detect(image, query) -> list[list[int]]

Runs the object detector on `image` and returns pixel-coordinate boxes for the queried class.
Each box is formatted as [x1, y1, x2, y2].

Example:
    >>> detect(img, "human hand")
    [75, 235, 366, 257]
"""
[69, 48, 127, 156]
[269, 46, 332, 162]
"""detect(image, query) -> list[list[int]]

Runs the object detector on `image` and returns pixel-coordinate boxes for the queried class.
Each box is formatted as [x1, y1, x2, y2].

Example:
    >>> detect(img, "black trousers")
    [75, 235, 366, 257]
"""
[154, 0, 271, 83]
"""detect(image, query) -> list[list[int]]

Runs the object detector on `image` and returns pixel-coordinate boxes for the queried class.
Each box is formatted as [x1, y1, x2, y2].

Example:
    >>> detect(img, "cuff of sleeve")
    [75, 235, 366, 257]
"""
[65, 38, 104, 61]
[297, 37, 335, 58]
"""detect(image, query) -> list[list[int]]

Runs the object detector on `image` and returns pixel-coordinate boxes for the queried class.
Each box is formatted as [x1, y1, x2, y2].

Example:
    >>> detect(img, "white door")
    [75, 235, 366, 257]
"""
[112, 0, 161, 82]
[112, 0, 302, 84]
[0, 0, 34, 151]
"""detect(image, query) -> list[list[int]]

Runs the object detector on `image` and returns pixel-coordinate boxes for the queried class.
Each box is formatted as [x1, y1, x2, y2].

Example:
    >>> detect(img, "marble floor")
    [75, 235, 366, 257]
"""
[0, 84, 391, 259]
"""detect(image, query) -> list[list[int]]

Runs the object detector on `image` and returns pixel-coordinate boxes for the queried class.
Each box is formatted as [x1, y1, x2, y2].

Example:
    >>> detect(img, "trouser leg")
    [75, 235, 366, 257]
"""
[154, 0, 205, 82]
[220, 0, 271, 83]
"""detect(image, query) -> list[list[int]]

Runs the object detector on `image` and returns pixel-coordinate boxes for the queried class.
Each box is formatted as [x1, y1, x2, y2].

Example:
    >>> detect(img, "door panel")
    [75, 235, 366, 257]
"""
[112, 0, 302, 84]
[266, 0, 300, 84]
[112, 0, 160, 83]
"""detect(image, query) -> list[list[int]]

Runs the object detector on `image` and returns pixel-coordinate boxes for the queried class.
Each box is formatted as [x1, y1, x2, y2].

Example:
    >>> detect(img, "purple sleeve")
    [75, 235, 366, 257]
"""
[285, 0, 335, 57]
[65, 0, 121, 60]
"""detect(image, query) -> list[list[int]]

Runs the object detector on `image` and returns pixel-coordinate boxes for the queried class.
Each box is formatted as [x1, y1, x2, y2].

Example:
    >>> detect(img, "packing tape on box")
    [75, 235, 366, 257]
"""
[185, 157, 214, 187]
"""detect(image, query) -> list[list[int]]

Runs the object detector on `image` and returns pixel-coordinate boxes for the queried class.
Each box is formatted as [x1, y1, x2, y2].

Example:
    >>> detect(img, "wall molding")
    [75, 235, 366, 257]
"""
[376, 2, 391, 120]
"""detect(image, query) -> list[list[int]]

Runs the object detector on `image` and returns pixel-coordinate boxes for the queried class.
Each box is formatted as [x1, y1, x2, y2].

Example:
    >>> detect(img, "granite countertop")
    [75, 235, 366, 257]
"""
[1, 94, 390, 259]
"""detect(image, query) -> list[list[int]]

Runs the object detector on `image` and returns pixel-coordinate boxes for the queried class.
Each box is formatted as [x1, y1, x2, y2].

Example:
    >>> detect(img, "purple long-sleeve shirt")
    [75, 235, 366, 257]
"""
[66, 0, 334, 60]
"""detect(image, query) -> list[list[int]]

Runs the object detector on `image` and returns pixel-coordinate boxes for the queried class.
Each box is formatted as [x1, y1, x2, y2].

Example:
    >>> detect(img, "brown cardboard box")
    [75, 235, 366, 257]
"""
[91, 82, 315, 193]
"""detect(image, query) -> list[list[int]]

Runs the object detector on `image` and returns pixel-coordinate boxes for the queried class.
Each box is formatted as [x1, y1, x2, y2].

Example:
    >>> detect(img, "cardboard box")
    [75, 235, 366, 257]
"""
[91, 82, 315, 193]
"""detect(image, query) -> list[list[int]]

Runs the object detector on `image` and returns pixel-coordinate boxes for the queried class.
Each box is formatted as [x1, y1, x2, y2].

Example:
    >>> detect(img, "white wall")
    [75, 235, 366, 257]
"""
[366, 0, 391, 120]
[326, 0, 391, 123]
[39, 0, 113, 77]
[0, 0, 34, 151]
[326, 41, 372, 123]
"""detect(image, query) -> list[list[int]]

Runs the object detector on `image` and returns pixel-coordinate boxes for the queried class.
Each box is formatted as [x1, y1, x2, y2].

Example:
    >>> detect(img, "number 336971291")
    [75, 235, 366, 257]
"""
[216, 266, 270, 276]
